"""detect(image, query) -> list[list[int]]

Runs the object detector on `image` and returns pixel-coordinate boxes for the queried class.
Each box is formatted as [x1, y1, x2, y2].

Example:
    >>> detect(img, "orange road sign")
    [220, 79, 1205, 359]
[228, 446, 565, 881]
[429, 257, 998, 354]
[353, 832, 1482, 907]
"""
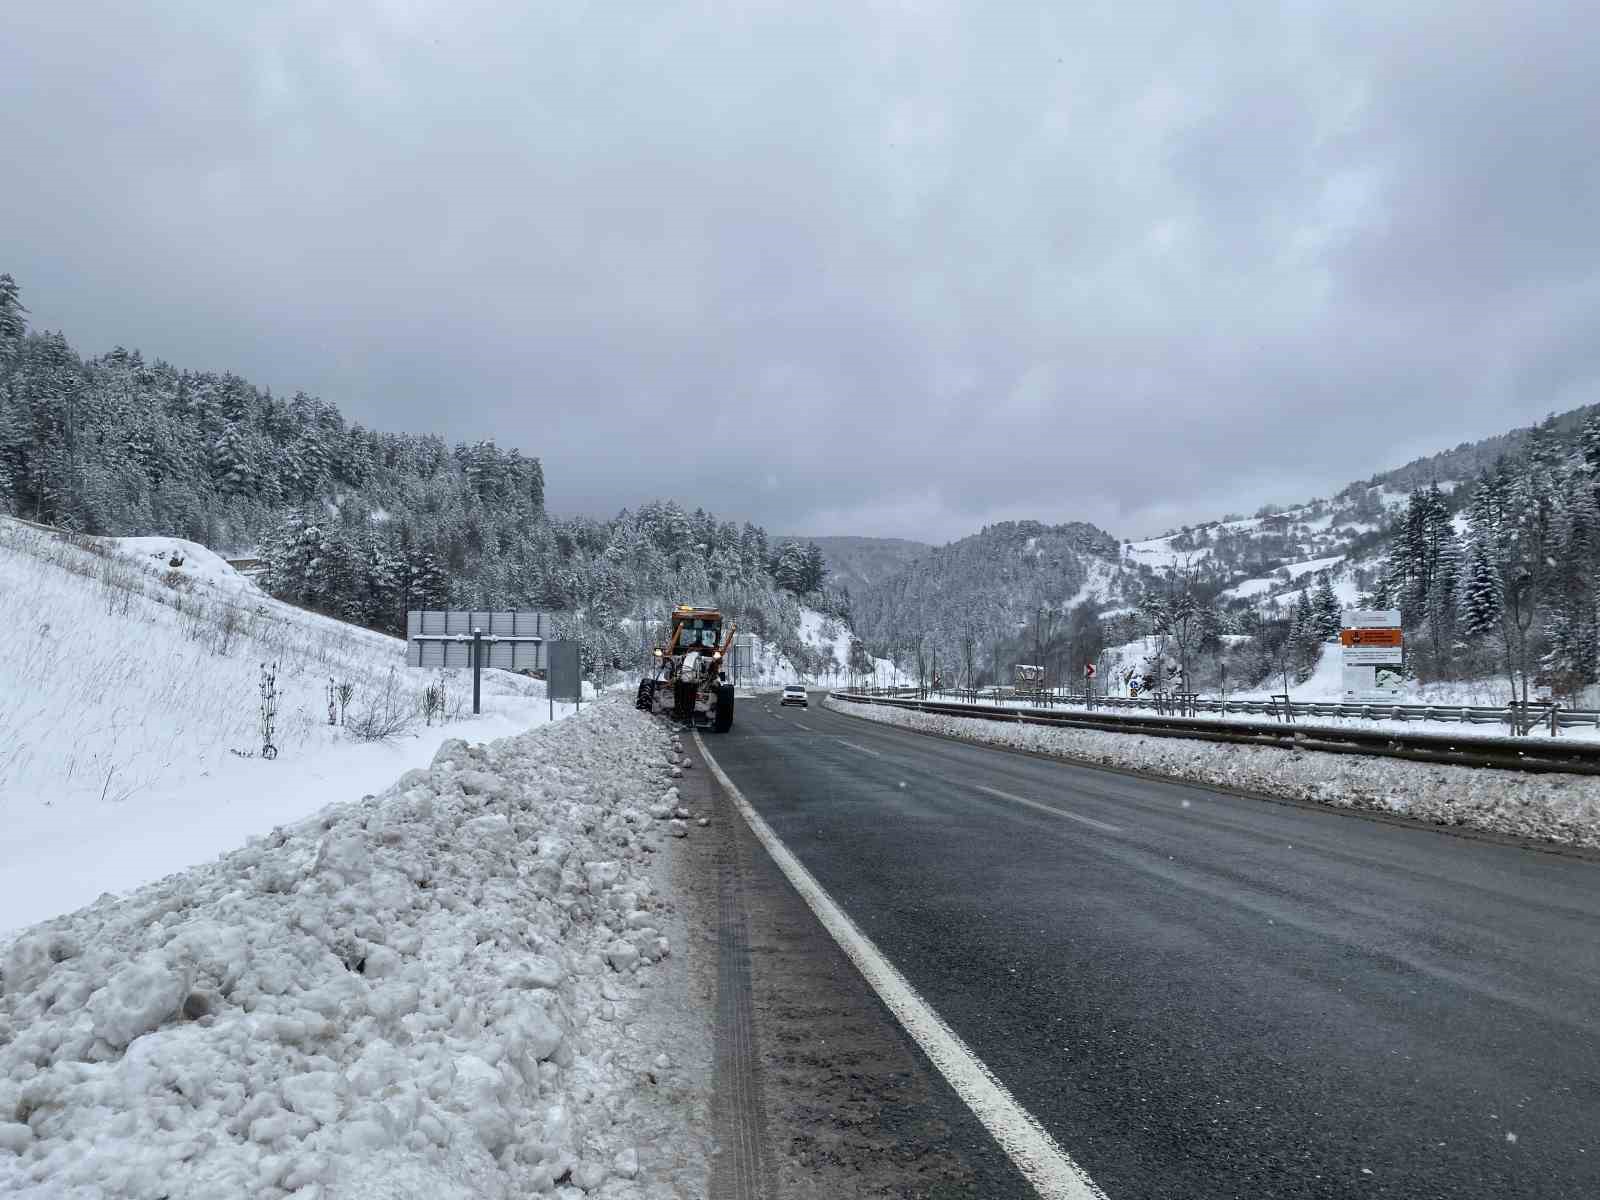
[1340, 627, 1403, 647]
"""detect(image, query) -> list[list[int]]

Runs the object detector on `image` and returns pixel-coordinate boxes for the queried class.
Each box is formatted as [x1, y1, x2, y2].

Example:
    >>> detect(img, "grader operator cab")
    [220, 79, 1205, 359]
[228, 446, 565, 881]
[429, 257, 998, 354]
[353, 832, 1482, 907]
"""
[635, 605, 736, 732]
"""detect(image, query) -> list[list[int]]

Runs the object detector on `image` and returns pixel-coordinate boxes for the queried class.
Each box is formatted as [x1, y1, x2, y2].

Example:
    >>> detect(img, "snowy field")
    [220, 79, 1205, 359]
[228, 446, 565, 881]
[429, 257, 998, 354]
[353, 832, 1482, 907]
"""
[827, 698, 1600, 849]
[0, 698, 712, 1198]
[0, 520, 580, 932]
[1219, 555, 1360, 609]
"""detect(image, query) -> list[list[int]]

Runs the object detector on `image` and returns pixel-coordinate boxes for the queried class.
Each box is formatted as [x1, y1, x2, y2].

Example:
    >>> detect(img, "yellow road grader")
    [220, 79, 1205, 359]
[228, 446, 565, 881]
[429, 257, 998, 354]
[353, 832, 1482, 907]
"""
[635, 605, 736, 732]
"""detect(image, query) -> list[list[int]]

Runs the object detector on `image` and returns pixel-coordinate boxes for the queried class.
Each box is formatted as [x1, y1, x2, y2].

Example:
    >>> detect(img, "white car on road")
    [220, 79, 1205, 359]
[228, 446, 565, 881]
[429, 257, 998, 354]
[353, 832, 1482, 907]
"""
[781, 685, 808, 707]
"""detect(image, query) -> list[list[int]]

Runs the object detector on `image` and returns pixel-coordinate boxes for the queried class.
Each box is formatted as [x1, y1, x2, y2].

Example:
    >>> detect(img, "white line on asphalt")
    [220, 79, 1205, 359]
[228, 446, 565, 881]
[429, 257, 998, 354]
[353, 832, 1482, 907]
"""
[972, 784, 1123, 834]
[696, 733, 1108, 1200]
[836, 739, 883, 758]
[791, 720, 814, 732]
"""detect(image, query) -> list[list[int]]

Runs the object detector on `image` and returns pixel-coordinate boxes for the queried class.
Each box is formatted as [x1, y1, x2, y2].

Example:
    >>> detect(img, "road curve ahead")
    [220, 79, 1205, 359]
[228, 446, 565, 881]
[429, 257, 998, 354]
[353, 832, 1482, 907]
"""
[707, 693, 1600, 1199]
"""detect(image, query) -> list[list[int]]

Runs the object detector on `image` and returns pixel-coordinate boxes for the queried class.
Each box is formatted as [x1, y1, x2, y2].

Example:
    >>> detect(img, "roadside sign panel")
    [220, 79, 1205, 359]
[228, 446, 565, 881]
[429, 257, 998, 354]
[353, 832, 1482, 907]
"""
[1341, 609, 1402, 629]
[1342, 646, 1405, 665]
[1343, 664, 1405, 698]
[1340, 627, 1403, 647]
[547, 641, 581, 703]
[407, 610, 551, 671]
[1341, 610, 1404, 699]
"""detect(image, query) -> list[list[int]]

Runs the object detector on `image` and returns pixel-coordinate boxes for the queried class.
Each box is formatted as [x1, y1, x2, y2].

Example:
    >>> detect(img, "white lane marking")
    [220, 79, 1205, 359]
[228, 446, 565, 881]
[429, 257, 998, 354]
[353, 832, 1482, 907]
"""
[836, 738, 883, 758]
[696, 733, 1107, 1200]
[973, 784, 1123, 834]
[791, 720, 814, 732]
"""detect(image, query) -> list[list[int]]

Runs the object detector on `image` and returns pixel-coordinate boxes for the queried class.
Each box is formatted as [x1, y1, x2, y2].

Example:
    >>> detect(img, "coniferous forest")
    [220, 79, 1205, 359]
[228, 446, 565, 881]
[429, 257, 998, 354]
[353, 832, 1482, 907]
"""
[0, 275, 843, 671]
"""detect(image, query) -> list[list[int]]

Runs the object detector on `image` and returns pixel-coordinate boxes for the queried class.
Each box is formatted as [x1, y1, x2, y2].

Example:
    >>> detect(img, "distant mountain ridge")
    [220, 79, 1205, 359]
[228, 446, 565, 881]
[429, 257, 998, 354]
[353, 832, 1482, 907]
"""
[847, 402, 1600, 684]
[848, 520, 1123, 656]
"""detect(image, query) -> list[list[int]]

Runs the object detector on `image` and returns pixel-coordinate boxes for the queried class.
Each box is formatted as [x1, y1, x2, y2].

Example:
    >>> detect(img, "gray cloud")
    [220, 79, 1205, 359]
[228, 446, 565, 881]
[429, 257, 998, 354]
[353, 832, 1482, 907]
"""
[4, 1, 1598, 544]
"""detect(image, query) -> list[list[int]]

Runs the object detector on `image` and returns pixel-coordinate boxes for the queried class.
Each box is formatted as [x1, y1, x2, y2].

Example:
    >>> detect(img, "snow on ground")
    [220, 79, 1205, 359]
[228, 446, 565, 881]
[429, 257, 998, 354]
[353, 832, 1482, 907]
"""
[1121, 535, 1213, 571]
[827, 698, 1600, 849]
[1281, 555, 1343, 579]
[111, 536, 258, 594]
[1234, 643, 1345, 699]
[0, 698, 712, 1198]
[1063, 559, 1118, 610]
[1222, 560, 1361, 610]
[1223, 575, 1279, 599]
[737, 605, 907, 691]
[1267, 571, 1361, 611]
[0, 519, 577, 933]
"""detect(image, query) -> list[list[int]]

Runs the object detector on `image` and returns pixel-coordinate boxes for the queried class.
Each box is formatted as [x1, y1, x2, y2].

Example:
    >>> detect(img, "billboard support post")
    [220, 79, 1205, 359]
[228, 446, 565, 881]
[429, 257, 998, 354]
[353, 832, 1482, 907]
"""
[473, 629, 483, 715]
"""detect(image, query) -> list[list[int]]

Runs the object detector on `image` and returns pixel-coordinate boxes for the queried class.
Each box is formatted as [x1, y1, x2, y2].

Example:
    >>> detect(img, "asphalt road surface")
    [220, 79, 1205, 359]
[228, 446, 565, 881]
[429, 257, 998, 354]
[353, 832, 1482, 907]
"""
[705, 692, 1600, 1199]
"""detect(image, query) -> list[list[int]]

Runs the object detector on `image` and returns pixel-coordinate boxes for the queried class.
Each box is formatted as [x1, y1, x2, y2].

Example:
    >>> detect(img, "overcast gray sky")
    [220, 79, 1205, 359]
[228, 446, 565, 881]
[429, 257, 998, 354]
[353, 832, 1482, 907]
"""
[4, 1, 1598, 544]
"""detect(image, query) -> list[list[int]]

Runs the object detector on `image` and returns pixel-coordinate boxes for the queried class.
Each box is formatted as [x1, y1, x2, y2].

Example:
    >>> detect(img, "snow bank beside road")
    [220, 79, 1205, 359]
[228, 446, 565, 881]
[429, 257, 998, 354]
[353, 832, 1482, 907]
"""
[827, 698, 1600, 850]
[1, 698, 709, 1198]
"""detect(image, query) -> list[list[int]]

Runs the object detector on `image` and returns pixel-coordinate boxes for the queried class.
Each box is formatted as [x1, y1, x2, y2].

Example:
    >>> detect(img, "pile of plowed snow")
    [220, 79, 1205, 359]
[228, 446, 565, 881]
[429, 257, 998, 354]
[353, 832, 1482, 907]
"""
[827, 697, 1600, 849]
[0, 698, 710, 1198]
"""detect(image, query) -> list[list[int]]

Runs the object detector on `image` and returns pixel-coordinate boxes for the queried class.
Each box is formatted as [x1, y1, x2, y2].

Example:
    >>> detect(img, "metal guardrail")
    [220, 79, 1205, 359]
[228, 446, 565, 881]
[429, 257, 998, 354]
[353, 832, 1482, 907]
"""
[845, 686, 1600, 737]
[830, 691, 1600, 777]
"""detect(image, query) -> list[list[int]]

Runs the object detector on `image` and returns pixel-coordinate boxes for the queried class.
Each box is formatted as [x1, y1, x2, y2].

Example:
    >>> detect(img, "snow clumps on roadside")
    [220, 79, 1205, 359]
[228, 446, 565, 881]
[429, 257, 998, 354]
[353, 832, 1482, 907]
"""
[0, 696, 701, 1198]
[828, 698, 1600, 849]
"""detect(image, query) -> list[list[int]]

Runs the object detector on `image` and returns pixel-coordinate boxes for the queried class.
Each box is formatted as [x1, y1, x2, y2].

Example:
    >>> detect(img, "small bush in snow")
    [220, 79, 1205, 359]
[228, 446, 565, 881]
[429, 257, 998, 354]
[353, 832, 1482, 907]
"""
[326, 677, 355, 726]
[347, 667, 417, 742]
[258, 661, 279, 759]
[96, 555, 137, 617]
[212, 602, 246, 656]
[421, 677, 447, 725]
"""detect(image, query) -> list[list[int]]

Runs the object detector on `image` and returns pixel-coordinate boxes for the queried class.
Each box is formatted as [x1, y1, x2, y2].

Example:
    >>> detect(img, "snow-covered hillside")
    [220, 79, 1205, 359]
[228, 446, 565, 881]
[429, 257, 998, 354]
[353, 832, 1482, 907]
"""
[0, 519, 575, 932]
[737, 605, 907, 688]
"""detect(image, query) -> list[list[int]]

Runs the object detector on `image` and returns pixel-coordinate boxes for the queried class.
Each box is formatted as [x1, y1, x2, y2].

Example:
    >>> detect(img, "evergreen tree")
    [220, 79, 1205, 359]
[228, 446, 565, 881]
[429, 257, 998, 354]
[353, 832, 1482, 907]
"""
[802, 542, 827, 592]
[1312, 572, 1342, 641]
[774, 542, 810, 593]
[1458, 541, 1501, 638]
[0, 273, 27, 349]
[211, 423, 254, 497]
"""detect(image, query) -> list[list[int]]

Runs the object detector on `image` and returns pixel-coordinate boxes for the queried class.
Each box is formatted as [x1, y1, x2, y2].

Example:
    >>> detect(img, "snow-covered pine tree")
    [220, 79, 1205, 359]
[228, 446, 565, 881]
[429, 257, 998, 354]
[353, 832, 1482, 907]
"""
[774, 541, 810, 593]
[0, 273, 28, 349]
[211, 423, 253, 497]
[1291, 589, 1321, 680]
[1312, 572, 1342, 641]
[1539, 481, 1600, 699]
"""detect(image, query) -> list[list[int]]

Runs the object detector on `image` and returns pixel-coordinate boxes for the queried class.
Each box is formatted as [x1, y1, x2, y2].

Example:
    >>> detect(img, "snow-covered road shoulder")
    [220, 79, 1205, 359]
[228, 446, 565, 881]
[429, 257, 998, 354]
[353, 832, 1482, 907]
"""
[827, 698, 1600, 851]
[1, 697, 709, 1198]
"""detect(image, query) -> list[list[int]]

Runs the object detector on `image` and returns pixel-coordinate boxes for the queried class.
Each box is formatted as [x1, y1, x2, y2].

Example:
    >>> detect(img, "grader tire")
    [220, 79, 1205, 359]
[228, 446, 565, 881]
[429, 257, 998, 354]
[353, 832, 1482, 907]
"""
[712, 683, 735, 733]
[635, 679, 655, 711]
[674, 680, 696, 721]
